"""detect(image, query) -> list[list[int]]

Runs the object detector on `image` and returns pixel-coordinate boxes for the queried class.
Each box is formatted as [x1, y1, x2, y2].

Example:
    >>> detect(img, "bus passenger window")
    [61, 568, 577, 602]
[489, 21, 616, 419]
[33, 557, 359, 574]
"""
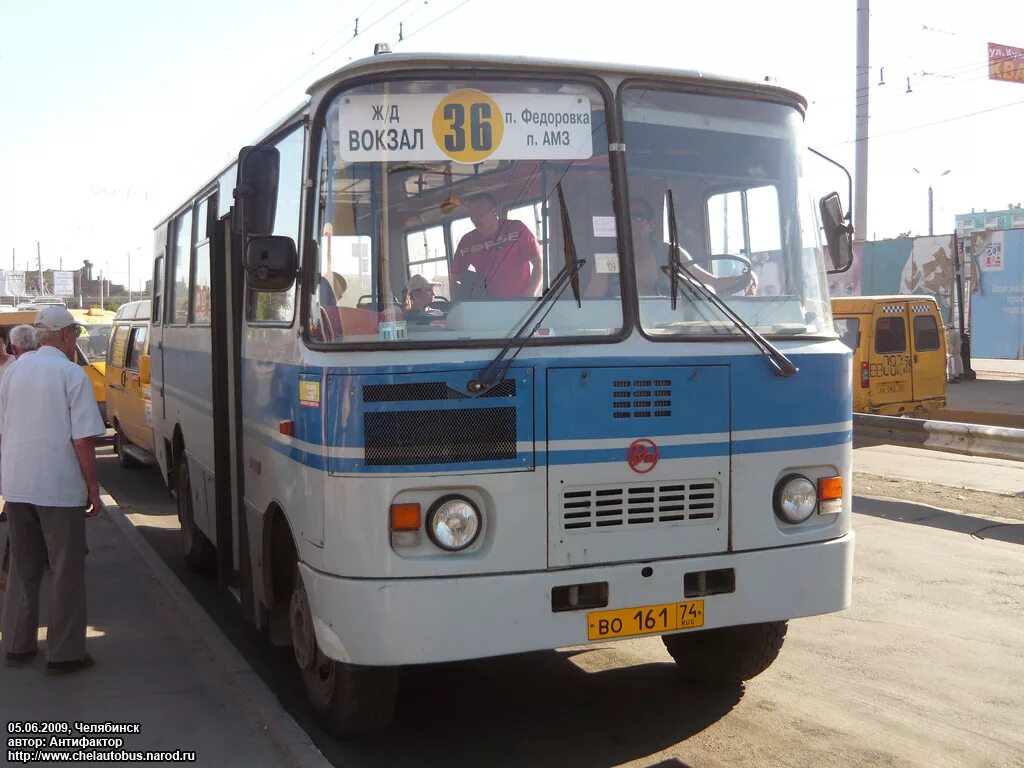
[874, 317, 906, 354]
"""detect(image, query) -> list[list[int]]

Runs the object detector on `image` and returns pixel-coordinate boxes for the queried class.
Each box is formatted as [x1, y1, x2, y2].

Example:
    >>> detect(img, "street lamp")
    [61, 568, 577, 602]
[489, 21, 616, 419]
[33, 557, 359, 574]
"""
[913, 168, 952, 236]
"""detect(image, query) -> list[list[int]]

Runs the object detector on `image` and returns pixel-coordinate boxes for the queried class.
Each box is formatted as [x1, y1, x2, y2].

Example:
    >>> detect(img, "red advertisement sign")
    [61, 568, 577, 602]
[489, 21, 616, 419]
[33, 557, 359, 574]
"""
[989, 42, 1024, 84]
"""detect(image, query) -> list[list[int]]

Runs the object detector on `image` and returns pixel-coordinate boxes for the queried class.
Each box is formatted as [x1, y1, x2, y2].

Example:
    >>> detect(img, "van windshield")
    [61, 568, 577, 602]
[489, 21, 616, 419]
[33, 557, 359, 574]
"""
[621, 85, 833, 338]
[309, 77, 623, 345]
[80, 323, 112, 362]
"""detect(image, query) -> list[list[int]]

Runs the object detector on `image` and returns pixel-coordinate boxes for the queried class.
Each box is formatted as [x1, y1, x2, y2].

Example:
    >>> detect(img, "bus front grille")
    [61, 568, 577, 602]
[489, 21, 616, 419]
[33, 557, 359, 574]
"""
[364, 407, 517, 466]
[561, 480, 719, 530]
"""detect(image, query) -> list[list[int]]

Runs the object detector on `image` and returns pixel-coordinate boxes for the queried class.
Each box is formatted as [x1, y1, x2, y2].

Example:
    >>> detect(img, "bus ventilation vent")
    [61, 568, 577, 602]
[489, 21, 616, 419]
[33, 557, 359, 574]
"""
[611, 379, 673, 419]
[364, 407, 516, 466]
[561, 480, 718, 530]
[362, 379, 516, 402]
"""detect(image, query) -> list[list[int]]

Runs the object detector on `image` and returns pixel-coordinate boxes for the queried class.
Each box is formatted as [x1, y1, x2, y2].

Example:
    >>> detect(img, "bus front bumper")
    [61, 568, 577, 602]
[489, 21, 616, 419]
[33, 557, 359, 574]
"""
[299, 532, 854, 667]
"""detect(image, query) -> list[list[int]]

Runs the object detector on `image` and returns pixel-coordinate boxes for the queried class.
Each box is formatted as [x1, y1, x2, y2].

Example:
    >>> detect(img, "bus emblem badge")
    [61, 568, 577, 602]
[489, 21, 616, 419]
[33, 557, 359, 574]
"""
[627, 439, 659, 473]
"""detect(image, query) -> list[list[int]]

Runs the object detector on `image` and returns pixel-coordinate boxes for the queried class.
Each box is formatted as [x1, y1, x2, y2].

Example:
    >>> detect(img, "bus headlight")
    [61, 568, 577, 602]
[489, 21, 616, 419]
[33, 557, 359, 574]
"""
[773, 475, 817, 524]
[427, 496, 481, 551]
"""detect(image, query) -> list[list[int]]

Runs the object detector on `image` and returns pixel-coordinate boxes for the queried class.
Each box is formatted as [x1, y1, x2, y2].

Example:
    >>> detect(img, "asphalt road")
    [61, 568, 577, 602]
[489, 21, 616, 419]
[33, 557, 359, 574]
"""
[97, 442, 1024, 768]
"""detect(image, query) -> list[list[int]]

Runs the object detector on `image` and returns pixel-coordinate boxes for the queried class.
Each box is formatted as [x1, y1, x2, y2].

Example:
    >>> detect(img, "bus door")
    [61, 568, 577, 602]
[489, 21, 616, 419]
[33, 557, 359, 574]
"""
[151, 240, 167, 421]
[868, 302, 912, 409]
[908, 302, 945, 404]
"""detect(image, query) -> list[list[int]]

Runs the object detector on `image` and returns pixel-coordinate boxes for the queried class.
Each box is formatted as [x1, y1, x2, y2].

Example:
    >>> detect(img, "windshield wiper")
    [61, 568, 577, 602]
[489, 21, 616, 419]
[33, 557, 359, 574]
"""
[663, 189, 798, 378]
[467, 184, 584, 394]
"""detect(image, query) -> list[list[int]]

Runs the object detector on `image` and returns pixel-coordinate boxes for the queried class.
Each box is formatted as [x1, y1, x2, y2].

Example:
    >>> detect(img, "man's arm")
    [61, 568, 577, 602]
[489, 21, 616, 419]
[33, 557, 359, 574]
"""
[522, 227, 543, 296]
[73, 437, 103, 516]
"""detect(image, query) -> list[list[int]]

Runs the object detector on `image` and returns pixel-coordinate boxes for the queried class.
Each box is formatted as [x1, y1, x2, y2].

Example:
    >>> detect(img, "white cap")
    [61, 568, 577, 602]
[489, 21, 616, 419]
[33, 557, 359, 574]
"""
[35, 305, 82, 331]
[406, 273, 442, 293]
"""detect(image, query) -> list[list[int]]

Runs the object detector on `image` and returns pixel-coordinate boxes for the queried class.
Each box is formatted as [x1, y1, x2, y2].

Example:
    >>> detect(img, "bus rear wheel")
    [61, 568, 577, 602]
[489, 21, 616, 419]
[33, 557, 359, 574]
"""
[176, 459, 216, 575]
[289, 567, 398, 736]
[662, 620, 788, 684]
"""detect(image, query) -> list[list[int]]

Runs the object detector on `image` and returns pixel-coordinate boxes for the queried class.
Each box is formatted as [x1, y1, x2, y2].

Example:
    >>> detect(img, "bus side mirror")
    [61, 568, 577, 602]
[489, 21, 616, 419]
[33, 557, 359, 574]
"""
[234, 146, 280, 237]
[139, 354, 151, 385]
[245, 236, 298, 291]
[820, 192, 854, 274]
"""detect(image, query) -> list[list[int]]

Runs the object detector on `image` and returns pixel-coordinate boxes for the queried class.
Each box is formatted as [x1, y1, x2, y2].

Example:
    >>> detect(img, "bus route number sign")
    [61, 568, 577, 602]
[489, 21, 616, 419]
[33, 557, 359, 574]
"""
[339, 90, 593, 163]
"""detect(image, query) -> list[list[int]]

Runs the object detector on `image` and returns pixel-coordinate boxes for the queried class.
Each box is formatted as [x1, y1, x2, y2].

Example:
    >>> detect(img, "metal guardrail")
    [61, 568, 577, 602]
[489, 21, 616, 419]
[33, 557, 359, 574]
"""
[854, 414, 1024, 462]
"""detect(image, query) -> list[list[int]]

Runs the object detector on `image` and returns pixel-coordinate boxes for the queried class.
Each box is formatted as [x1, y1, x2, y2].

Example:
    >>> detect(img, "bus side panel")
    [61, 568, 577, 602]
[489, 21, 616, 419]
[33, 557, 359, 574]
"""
[240, 328, 326, 567]
[162, 325, 216, 540]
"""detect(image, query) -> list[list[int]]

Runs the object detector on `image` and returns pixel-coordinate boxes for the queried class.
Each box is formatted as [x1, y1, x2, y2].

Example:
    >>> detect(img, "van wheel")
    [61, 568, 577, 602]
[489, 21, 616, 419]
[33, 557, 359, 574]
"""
[662, 621, 788, 684]
[176, 459, 216, 575]
[290, 567, 397, 736]
[114, 425, 143, 469]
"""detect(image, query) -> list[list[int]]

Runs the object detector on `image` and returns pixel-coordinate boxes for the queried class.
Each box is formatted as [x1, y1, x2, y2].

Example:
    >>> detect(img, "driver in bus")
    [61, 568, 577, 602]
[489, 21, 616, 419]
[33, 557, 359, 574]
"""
[630, 198, 756, 296]
[451, 193, 543, 299]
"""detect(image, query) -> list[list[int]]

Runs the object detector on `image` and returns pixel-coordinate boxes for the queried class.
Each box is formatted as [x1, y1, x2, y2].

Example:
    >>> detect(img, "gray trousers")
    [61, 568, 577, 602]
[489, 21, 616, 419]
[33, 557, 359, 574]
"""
[1, 503, 86, 662]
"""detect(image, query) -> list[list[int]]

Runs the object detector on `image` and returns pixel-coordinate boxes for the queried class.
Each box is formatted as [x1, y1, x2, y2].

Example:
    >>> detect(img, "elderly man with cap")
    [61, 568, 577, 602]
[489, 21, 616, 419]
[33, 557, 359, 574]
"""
[404, 273, 445, 325]
[0, 305, 105, 675]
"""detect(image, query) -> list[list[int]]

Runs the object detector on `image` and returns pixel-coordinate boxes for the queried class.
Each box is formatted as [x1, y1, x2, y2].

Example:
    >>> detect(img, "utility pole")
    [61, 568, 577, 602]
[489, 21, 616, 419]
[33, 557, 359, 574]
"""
[36, 242, 44, 296]
[127, 249, 132, 302]
[854, 0, 870, 241]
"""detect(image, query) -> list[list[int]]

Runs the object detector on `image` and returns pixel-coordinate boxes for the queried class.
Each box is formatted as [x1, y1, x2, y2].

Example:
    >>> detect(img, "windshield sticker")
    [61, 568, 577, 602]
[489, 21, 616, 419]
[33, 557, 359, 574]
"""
[592, 216, 616, 238]
[339, 90, 593, 163]
[594, 253, 620, 274]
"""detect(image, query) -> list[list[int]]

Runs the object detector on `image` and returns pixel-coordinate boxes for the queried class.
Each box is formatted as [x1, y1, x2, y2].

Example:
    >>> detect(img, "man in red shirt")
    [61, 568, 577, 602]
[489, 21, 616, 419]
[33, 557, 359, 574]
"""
[452, 194, 543, 299]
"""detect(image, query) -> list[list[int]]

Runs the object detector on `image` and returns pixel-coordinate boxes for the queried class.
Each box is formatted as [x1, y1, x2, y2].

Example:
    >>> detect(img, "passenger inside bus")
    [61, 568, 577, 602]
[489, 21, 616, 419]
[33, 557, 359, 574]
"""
[317, 272, 347, 341]
[451, 193, 543, 300]
[403, 274, 445, 325]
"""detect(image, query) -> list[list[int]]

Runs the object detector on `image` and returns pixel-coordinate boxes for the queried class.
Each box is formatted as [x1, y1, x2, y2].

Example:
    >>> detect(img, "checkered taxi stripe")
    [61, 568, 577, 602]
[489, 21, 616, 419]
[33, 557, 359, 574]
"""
[911, 304, 932, 313]
[879, 303, 933, 314]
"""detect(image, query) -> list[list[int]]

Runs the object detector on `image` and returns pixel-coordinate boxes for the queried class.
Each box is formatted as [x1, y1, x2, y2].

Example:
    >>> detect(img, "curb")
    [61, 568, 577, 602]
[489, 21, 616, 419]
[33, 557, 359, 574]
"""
[100, 491, 332, 768]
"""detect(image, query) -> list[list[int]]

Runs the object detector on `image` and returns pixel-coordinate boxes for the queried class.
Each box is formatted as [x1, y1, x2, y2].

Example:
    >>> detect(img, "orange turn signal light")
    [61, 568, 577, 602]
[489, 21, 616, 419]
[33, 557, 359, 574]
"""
[818, 476, 843, 501]
[390, 503, 421, 531]
[279, 420, 294, 436]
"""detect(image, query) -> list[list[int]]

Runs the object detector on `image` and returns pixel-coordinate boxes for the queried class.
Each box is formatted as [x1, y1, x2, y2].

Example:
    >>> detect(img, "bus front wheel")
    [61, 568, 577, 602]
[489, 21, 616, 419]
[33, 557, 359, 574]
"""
[662, 620, 788, 684]
[289, 567, 398, 736]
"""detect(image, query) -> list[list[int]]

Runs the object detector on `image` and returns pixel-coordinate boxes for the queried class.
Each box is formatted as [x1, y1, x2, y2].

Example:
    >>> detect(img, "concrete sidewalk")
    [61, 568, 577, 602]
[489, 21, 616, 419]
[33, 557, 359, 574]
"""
[0, 498, 329, 768]
[936, 357, 1024, 428]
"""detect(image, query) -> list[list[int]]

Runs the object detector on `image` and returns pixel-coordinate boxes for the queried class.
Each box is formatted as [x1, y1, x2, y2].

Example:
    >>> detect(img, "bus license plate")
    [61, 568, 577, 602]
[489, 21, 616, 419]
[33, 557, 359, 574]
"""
[587, 600, 705, 641]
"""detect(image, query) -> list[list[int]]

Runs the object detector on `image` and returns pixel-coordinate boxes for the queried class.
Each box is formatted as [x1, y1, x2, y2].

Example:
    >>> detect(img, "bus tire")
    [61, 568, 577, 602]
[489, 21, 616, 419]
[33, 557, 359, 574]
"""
[290, 567, 398, 736]
[661, 620, 788, 684]
[114, 424, 143, 469]
[177, 459, 216, 575]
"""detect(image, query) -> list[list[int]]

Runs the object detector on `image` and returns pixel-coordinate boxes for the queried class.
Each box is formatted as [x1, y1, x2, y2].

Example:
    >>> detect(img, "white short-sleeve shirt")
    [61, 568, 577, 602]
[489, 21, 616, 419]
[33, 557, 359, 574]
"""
[0, 345, 106, 506]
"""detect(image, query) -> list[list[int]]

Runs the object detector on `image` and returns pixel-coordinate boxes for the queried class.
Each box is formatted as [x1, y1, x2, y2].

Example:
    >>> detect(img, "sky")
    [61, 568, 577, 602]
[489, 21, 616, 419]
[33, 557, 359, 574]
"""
[1, 0, 1021, 292]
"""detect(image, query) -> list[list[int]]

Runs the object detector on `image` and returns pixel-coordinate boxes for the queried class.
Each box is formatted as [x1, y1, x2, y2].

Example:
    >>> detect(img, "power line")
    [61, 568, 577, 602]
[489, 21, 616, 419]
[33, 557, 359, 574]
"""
[395, 0, 475, 44]
[835, 96, 1024, 144]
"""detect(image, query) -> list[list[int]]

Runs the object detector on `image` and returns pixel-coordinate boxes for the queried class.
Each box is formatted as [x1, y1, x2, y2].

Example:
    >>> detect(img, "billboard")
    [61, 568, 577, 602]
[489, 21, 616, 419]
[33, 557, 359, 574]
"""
[969, 230, 1024, 359]
[988, 42, 1024, 84]
[53, 270, 75, 296]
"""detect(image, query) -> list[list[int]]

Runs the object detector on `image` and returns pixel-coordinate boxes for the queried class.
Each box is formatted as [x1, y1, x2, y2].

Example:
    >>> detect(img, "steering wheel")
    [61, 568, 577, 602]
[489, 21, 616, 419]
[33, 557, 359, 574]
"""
[702, 253, 755, 294]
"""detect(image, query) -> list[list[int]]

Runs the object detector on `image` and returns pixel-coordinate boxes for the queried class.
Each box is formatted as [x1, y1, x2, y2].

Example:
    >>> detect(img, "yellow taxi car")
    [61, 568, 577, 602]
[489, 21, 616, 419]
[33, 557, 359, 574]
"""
[0, 306, 112, 423]
[832, 295, 947, 417]
[105, 300, 155, 467]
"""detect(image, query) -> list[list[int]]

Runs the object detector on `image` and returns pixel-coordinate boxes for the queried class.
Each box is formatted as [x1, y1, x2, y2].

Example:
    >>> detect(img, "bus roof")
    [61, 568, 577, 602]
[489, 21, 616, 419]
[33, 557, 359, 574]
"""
[307, 51, 808, 111]
[155, 51, 808, 232]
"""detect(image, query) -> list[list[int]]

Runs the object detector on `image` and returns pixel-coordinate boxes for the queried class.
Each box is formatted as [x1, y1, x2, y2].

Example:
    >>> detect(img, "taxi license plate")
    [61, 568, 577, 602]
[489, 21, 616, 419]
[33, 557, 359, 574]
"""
[587, 600, 705, 641]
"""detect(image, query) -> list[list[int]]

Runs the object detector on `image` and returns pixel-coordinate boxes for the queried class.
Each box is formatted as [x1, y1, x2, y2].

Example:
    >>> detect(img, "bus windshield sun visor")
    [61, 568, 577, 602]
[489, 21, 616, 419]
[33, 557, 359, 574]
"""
[467, 184, 585, 395]
[664, 189, 798, 379]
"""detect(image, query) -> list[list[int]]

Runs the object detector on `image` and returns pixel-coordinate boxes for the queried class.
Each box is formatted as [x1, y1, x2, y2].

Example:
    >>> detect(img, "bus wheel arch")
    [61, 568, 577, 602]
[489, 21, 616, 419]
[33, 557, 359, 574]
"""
[265, 505, 297, 647]
[176, 448, 216, 575]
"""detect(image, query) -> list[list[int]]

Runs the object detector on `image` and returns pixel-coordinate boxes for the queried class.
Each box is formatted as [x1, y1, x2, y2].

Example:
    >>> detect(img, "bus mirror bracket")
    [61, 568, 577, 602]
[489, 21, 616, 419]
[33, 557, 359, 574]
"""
[234, 146, 280, 237]
[820, 192, 854, 274]
[245, 236, 298, 291]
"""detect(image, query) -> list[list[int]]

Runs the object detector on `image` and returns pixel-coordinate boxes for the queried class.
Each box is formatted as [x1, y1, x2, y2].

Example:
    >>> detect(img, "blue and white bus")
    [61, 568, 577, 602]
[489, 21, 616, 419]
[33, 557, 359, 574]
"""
[150, 50, 855, 735]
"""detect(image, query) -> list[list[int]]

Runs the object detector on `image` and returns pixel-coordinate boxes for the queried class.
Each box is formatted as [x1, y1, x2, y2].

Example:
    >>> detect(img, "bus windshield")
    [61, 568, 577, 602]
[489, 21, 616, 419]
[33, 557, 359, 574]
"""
[621, 85, 832, 338]
[309, 77, 623, 345]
